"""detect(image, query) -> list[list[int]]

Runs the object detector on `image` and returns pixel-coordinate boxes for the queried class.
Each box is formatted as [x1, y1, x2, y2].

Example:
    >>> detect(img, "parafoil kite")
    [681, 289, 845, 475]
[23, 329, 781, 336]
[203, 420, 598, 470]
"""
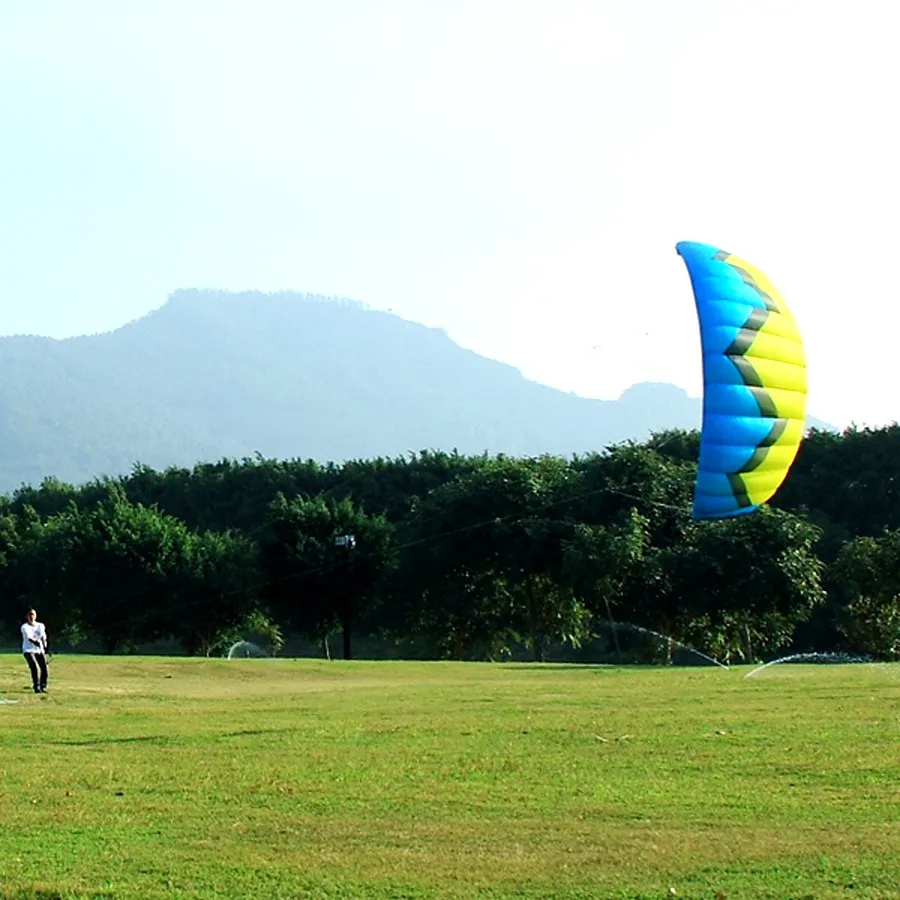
[676, 241, 807, 520]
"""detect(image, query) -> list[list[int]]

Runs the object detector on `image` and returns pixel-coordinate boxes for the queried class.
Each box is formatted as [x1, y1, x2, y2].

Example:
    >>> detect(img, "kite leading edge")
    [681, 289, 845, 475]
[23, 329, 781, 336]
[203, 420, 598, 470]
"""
[675, 241, 807, 520]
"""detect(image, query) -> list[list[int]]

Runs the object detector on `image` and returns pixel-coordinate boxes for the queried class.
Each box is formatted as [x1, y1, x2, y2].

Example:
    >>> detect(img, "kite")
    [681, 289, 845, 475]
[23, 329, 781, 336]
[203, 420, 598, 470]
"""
[676, 241, 807, 520]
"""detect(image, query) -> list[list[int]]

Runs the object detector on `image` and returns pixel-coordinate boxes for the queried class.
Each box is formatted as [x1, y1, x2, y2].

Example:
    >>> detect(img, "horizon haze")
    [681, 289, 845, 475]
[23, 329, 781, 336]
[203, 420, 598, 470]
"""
[2, 1, 896, 431]
[6, 289, 821, 494]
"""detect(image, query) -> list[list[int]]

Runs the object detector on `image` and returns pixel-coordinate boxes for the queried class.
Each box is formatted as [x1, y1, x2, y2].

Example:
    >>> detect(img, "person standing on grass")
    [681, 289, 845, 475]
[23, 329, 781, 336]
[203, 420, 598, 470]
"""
[21, 608, 48, 694]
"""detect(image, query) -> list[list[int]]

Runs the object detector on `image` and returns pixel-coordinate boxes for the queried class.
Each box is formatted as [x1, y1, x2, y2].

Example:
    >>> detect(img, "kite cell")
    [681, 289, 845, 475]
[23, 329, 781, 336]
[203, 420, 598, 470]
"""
[676, 241, 807, 520]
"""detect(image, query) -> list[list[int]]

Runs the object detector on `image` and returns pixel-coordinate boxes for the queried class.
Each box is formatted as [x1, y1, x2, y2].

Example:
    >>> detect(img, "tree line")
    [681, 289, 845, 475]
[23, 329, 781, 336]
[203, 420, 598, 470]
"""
[1, 425, 898, 663]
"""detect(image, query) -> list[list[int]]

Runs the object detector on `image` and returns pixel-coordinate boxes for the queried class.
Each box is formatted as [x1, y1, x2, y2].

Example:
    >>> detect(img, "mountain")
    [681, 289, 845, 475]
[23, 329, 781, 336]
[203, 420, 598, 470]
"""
[0, 290, 833, 494]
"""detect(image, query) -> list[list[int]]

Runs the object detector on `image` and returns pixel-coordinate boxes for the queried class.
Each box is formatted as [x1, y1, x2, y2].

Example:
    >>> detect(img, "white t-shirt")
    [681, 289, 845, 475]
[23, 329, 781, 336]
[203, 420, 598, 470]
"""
[21, 622, 47, 654]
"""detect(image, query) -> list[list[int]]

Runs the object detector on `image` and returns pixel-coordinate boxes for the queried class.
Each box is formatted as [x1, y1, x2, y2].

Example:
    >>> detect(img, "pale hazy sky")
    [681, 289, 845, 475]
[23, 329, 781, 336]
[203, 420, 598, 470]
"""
[2, 1, 896, 429]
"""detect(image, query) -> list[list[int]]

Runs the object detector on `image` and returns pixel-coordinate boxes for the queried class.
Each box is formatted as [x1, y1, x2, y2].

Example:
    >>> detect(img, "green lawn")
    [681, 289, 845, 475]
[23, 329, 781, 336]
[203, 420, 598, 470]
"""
[0, 655, 897, 899]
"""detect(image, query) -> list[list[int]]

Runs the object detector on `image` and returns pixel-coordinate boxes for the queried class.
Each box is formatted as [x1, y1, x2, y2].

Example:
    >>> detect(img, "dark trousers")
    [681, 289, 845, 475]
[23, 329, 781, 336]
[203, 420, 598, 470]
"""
[24, 653, 48, 692]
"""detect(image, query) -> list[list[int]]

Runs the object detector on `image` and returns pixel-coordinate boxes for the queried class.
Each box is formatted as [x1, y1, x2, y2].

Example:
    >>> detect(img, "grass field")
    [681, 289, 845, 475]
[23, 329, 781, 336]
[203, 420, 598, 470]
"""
[0, 655, 897, 899]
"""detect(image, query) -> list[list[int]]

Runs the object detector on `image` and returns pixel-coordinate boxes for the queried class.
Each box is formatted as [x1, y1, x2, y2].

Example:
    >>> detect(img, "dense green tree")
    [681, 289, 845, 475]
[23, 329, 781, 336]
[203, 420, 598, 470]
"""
[166, 528, 263, 656]
[259, 494, 396, 659]
[561, 509, 650, 656]
[400, 456, 589, 660]
[573, 443, 695, 545]
[774, 425, 900, 538]
[662, 509, 827, 661]
[645, 428, 701, 464]
[32, 491, 199, 652]
[122, 456, 333, 532]
[5, 504, 89, 644]
[7, 423, 900, 663]
[331, 450, 486, 523]
[830, 532, 900, 659]
[7, 476, 84, 520]
[0, 509, 34, 634]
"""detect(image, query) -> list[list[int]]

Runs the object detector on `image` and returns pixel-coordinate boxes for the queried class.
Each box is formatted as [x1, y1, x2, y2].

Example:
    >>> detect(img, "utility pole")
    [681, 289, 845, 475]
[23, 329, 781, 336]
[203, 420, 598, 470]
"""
[334, 534, 356, 660]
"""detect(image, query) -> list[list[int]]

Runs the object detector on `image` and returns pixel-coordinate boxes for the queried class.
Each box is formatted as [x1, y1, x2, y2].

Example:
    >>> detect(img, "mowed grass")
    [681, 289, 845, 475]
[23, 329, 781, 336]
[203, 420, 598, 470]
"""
[0, 656, 897, 900]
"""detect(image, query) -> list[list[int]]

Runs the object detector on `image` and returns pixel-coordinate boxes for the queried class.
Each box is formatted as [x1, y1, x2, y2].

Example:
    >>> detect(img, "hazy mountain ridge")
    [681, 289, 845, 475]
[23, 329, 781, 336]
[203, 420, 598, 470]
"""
[0, 290, 832, 494]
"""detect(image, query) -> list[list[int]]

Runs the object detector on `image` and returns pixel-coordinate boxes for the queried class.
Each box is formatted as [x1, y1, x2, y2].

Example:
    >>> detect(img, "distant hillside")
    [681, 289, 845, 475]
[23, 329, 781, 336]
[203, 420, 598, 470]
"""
[0, 290, 833, 494]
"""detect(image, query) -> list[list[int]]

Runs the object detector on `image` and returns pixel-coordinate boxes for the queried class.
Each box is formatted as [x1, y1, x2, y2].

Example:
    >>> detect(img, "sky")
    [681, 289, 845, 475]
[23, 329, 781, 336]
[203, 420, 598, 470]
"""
[2, 0, 896, 430]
